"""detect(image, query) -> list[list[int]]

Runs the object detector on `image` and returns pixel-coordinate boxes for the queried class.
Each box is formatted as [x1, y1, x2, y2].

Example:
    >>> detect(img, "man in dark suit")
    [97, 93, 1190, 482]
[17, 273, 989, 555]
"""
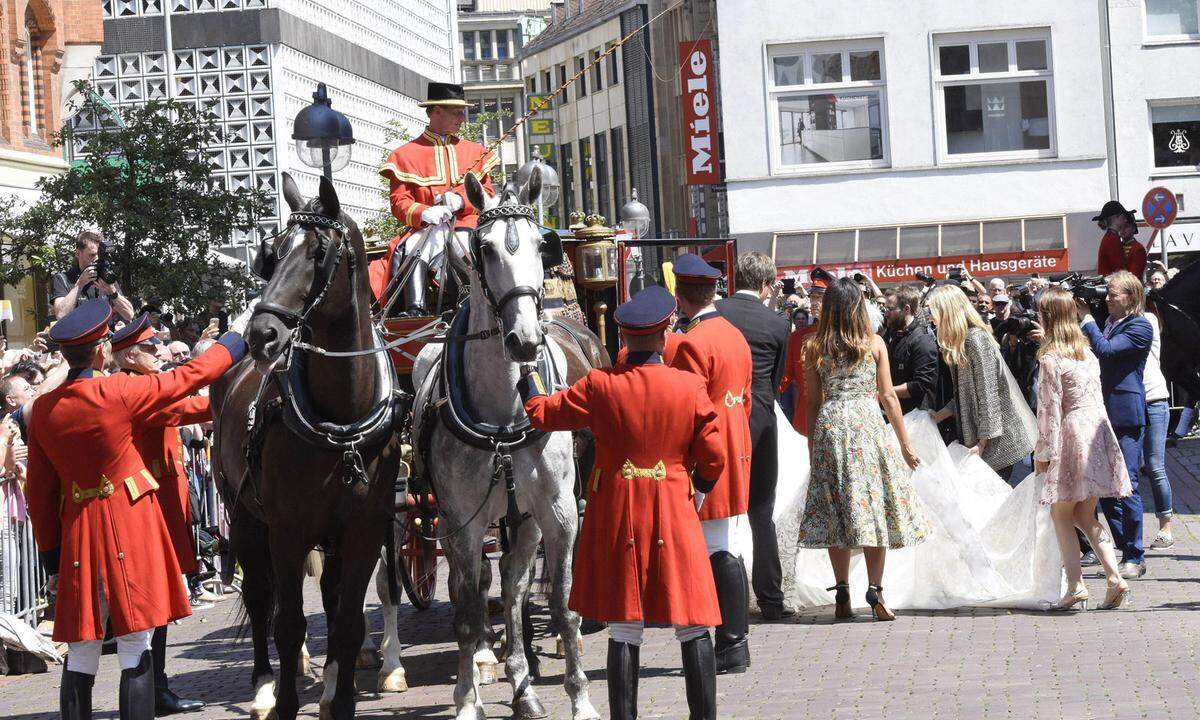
[1079, 270, 1153, 579]
[717, 252, 794, 620]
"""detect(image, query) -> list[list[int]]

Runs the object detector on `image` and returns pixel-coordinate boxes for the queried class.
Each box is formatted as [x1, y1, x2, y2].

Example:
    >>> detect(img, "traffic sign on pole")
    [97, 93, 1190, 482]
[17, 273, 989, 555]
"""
[1142, 186, 1178, 229]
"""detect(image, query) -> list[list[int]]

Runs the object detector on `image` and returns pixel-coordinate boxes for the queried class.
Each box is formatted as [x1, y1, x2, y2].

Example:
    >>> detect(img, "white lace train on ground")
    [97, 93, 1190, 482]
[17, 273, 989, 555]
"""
[753, 405, 1063, 611]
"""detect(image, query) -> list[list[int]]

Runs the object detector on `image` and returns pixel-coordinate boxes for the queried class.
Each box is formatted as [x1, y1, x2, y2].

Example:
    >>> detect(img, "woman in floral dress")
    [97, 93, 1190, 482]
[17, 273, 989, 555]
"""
[798, 278, 927, 621]
[1034, 286, 1132, 611]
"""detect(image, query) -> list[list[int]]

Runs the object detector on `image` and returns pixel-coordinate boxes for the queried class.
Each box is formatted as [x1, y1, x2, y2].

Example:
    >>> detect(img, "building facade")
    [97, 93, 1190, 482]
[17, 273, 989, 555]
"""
[89, 0, 458, 262]
[718, 0, 1113, 281]
[1, 0, 104, 346]
[457, 0, 549, 182]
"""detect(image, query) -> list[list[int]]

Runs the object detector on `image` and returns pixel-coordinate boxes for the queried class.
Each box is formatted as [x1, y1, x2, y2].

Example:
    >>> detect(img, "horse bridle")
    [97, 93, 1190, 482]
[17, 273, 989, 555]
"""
[253, 210, 354, 336]
[470, 203, 545, 320]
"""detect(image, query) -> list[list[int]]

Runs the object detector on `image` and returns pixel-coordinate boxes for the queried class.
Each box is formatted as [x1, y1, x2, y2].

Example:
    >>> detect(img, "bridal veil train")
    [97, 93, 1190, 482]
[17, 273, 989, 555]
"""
[734, 406, 1064, 611]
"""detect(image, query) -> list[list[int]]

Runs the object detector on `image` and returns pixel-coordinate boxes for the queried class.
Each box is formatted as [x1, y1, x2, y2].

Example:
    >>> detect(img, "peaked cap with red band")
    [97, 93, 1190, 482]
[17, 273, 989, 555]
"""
[110, 313, 161, 352]
[672, 253, 722, 285]
[615, 286, 677, 335]
[48, 298, 113, 346]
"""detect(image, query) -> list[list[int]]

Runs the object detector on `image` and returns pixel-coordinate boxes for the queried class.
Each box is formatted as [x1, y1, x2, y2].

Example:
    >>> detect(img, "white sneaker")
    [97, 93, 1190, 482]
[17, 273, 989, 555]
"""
[1150, 531, 1175, 550]
[194, 588, 223, 602]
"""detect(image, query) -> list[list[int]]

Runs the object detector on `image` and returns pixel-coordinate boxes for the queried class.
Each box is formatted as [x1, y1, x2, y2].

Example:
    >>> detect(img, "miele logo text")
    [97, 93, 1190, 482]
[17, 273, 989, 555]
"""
[680, 40, 721, 185]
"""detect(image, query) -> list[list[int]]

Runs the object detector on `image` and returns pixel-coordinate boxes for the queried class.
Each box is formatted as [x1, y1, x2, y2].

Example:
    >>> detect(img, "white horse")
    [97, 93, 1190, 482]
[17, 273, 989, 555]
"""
[409, 169, 597, 720]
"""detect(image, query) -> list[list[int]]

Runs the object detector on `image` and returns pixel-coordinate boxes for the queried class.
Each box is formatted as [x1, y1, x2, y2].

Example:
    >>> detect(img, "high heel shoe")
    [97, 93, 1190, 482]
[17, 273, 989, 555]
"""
[827, 583, 854, 620]
[1050, 588, 1090, 611]
[865, 585, 895, 622]
[1098, 584, 1131, 610]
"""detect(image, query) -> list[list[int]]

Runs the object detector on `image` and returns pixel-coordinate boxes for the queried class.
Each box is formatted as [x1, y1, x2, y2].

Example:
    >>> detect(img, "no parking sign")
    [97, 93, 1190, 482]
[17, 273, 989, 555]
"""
[1143, 186, 1178, 229]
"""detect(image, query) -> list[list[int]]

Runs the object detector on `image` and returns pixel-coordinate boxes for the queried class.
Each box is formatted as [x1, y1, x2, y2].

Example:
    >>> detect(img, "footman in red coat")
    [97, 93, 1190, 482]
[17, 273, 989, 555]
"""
[519, 286, 724, 720]
[111, 313, 211, 715]
[669, 253, 755, 675]
[24, 299, 246, 720]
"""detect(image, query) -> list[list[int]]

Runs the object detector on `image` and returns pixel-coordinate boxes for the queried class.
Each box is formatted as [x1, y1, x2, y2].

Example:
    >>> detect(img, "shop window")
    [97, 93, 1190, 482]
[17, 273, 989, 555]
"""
[1023, 217, 1065, 250]
[815, 230, 855, 264]
[766, 40, 888, 171]
[983, 220, 1022, 253]
[934, 30, 1055, 161]
[774, 233, 815, 267]
[858, 227, 898, 260]
[1151, 102, 1200, 169]
[899, 226, 939, 258]
[1145, 0, 1200, 39]
[941, 223, 980, 255]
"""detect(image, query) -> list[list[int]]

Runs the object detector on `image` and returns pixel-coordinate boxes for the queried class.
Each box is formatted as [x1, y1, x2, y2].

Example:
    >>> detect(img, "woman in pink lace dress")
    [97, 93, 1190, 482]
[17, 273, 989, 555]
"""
[1034, 287, 1132, 611]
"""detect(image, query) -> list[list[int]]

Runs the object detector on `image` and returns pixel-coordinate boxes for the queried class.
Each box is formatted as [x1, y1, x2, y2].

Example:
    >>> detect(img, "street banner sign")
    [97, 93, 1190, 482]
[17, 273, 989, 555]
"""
[527, 94, 552, 113]
[679, 39, 721, 185]
[1143, 186, 1178, 229]
[529, 118, 554, 136]
[777, 248, 1069, 284]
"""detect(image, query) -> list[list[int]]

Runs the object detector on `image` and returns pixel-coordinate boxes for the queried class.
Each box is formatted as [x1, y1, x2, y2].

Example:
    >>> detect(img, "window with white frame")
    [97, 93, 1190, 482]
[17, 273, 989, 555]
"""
[934, 30, 1055, 160]
[766, 39, 887, 170]
[1150, 101, 1200, 169]
[1145, 0, 1200, 39]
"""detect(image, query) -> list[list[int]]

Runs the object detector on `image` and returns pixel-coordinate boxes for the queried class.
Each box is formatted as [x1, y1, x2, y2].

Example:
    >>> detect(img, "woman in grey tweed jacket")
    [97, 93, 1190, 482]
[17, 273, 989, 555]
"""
[926, 286, 1035, 480]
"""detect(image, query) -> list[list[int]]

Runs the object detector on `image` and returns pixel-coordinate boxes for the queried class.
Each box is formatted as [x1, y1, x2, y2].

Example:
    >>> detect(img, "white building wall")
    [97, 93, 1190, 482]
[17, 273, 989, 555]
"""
[718, 0, 1112, 263]
[1108, 0, 1200, 256]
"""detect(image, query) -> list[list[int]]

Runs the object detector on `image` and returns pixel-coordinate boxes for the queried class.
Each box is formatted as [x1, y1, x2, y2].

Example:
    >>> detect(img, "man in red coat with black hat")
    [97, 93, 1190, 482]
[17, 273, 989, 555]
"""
[1094, 200, 1147, 278]
[669, 253, 755, 676]
[519, 286, 724, 720]
[111, 313, 212, 715]
[368, 82, 498, 314]
[24, 298, 247, 720]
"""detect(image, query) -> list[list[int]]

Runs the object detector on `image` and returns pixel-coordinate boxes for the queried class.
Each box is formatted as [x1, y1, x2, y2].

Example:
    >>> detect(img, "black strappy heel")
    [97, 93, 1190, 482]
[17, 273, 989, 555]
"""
[865, 584, 895, 621]
[827, 583, 854, 620]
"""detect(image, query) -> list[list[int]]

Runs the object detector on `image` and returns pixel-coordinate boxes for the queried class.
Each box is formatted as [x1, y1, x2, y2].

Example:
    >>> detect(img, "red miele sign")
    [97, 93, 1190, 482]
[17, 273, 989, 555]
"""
[680, 40, 721, 185]
[778, 249, 1069, 284]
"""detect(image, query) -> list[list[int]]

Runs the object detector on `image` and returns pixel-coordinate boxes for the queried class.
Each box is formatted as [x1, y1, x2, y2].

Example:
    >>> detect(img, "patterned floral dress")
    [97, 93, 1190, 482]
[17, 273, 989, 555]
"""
[797, 354, 930, 549]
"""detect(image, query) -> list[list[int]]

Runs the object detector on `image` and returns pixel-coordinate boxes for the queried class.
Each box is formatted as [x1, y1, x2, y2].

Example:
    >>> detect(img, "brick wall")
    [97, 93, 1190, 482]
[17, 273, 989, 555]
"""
[1, 0, 104, 156]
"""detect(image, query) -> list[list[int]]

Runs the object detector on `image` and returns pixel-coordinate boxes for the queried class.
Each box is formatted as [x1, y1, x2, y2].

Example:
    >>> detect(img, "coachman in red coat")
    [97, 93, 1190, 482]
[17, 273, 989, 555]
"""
[1094, 200, 1147, 278]
[669, 253, 755, 676]
[111, 313, 212, 714]
[24, 299, 245, 720]
[519, 286, 723, 720]
[367, 82, 498, 314]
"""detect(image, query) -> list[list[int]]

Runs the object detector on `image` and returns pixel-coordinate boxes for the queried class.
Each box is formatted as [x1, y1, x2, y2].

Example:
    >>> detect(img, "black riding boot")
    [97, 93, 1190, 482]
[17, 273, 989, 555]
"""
[680, 633, 716, 720]
[402, 259, 430, 316]
[152, 625, 205, 715]
[710, 550, 750, 674]
[119, 650, 155, 720]
[60, 666, 95, 720]
[606, 640, 639, 720]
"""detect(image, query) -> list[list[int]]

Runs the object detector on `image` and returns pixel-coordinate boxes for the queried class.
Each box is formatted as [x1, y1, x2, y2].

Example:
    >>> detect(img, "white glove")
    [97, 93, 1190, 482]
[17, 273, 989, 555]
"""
[230, 299, 259, 335]
[421, 205, 454, 227]
[438, 191, 464, 213]
[693, 491, 705, 512]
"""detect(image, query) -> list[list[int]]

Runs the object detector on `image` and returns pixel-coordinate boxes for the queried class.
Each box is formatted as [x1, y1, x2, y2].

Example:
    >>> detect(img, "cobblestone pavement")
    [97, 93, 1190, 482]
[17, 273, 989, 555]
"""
[5, 440, 1200, 719]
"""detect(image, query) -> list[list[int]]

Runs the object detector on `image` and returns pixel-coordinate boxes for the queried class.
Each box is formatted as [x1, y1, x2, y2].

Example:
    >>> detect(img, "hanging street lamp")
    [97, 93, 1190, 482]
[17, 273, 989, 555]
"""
[292, 82, 355, 181]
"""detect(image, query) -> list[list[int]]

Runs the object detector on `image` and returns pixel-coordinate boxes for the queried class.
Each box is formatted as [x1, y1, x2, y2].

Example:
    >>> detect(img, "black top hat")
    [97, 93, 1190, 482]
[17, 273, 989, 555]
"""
[1092, 200, 1137, 223]
[419, 82, 468, 108]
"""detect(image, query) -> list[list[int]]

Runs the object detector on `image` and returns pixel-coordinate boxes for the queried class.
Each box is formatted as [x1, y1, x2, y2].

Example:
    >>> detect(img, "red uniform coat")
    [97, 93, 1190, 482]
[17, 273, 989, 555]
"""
[780, 325, 818, 436]
[134, 395, 212, 574]
[669, 313, 753, 522]
[25, 346, 236, 642]
[1096, 229, 1147, 278]
[368, 130, 498, 299]
[524, 357, 725, 626]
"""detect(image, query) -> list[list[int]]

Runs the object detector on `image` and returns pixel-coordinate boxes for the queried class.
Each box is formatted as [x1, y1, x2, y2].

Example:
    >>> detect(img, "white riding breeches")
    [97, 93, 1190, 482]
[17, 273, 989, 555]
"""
[404, 223, 472, 279]
[64, 574, 153, 675]
[701, 514, 749, 556]
[608, 621, 709, 646]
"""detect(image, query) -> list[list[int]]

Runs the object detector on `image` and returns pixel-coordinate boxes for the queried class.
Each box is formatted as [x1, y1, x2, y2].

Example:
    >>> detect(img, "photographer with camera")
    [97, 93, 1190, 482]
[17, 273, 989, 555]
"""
[884, 285, 941, 415]
[51, 230, 134, 322]
[1077, 270, 1152, 580]
[994, 295, 1043, 408]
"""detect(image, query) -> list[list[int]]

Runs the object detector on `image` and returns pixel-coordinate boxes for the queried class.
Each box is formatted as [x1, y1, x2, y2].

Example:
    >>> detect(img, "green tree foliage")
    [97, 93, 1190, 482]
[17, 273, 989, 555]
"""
[361, 110, 512, 244]
[0, 82, 271, 313]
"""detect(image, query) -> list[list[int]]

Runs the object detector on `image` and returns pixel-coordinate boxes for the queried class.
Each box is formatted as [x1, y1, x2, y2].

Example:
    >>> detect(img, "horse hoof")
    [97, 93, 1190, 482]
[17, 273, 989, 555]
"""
[250, 710, 277, 720]
[513, 694, 548, 720]
[477, 661, 497, 685]
[572, 700, 601, 720]
[378, 668, 409, 693]
[356, 648, 381, 669]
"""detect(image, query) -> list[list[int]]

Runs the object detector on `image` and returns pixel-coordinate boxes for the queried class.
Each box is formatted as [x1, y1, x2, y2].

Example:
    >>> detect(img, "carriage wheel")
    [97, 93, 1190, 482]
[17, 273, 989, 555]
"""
[399, 513, 438, 610]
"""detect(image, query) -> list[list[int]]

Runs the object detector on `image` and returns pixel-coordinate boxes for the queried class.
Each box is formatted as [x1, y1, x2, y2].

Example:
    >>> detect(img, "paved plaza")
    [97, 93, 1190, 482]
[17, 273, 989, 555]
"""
[5, 440, 1200, 719]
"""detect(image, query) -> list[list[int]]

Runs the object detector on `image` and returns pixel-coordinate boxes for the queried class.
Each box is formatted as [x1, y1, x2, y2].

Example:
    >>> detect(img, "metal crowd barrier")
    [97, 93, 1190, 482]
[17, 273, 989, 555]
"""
[0, 488, 50, 628]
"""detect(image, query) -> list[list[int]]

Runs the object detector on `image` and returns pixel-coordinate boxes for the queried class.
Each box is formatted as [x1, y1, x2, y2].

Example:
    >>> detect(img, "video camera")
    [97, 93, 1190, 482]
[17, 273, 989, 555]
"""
[1001, 309, 1040, 338]
[1052, 272, 1107, 306]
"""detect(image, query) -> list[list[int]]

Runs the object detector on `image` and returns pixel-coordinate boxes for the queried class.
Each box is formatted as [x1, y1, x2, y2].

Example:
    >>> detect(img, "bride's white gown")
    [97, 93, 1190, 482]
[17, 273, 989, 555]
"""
[731, 406, 1064, 611]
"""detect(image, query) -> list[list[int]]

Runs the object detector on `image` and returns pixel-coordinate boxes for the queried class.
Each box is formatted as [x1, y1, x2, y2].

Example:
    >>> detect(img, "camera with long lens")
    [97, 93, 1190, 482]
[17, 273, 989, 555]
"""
[1002, 309, 1040, 338]
[914, 271, 937, 286]
[810, 266, 835, 285]
[92, 242, 118, 285]
[1054, 272, 1107, 305]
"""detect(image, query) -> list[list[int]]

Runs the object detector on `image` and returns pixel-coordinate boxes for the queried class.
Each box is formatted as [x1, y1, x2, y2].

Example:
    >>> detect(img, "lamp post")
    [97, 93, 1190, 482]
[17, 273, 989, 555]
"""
[515, 147, 561, 226]
[292, 83, 355, 181]
[620, 188, 652, 293]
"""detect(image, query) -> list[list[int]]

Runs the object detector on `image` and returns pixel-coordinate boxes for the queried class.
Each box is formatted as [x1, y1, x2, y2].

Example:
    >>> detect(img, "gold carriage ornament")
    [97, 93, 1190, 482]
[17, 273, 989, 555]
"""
[575, 214, 619, 290]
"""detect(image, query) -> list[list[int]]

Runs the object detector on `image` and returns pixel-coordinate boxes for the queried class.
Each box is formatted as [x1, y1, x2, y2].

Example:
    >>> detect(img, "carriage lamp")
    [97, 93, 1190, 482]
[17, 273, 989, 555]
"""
[619, 188, 651, 240]
[576, 215, 619, 290]
[292, 83, 355, 180]
[516, 148, 560, 225]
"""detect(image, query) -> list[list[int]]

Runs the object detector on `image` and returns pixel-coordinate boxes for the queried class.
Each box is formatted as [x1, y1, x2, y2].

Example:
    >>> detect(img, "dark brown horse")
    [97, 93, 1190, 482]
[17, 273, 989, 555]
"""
[211, 173, 405, 720]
